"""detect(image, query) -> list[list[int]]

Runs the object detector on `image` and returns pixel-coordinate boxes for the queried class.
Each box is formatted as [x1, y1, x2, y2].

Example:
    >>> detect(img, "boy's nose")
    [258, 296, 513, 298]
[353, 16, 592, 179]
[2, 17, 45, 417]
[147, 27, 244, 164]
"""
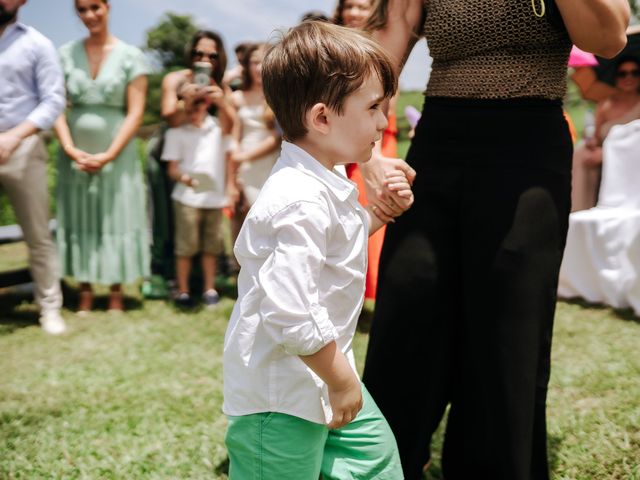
[378, 111, 389, 131]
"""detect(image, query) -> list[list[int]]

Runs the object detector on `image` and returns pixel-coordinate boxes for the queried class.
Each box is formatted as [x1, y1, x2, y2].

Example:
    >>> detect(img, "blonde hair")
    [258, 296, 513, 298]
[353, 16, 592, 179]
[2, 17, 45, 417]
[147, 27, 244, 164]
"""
[262, 21, 397, 141]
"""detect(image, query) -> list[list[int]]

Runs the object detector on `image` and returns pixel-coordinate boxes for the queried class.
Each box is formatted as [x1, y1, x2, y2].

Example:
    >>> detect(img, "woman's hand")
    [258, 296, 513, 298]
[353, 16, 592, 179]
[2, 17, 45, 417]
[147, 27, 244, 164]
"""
[65, 145, 91, 165]
[230, 149, 250, 164]
[361, 152, 416, 222]
[584, 137, 599, 150]
[0, 133, 22, 164]
[369, 169, 415, 224]
[78, 152, 114, 174]
[178, 82, 202, 105]
[202, 84, 226, 107]
[582, 147, 603, 168]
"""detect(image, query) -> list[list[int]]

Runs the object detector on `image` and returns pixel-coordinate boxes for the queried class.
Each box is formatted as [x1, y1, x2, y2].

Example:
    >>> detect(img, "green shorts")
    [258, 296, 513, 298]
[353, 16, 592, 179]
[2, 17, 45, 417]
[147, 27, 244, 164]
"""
[225, 384, 402, 479]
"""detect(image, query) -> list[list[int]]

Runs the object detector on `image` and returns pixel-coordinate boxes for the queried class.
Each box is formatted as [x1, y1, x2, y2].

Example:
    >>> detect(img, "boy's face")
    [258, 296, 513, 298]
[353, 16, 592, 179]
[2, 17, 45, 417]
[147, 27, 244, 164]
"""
[328, 74, 388, 165]
[188, 99, 208, 124]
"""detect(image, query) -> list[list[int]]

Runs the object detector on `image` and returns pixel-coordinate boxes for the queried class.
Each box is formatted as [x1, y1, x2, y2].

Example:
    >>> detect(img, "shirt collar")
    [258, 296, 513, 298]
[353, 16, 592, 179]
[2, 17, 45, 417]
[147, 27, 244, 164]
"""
[279, 141, 357, 203]
[0, 21, 25, 43]
[186, 115, 216, 132]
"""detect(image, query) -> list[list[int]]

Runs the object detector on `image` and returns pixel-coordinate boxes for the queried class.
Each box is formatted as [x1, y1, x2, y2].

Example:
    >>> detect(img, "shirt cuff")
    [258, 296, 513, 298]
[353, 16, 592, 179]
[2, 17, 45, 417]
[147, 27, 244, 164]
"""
[26, 101, 64, 131]
[281, 304, 338, 356]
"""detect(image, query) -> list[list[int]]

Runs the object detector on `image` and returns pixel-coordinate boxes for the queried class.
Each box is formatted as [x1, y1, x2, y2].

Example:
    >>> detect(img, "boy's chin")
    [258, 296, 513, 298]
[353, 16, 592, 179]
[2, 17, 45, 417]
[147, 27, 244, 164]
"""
[333, 147, 374, 166]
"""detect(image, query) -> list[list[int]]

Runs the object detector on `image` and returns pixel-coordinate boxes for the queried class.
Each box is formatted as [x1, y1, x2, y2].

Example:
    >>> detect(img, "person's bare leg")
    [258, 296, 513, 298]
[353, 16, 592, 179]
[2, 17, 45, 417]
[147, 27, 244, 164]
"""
[202, 253, 217, 293]
[176, 256, 192, 294]
[571, 144, 602, 212]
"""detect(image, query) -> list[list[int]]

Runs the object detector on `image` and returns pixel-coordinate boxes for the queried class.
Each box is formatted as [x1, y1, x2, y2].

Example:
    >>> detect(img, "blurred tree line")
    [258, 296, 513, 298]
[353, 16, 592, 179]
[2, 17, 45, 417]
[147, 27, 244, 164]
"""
[143, 13, 199, 125]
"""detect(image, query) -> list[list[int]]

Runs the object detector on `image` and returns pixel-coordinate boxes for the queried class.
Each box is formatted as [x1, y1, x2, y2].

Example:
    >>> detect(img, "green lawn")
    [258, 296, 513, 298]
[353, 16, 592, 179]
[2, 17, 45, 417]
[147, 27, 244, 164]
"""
[1, 90, 636, 479]
[1, 287, 638, 479]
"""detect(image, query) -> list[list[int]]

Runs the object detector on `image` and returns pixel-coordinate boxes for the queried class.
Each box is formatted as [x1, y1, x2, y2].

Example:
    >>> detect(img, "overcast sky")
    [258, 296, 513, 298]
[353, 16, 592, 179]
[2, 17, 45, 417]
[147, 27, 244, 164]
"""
[19, 0, 431, 91]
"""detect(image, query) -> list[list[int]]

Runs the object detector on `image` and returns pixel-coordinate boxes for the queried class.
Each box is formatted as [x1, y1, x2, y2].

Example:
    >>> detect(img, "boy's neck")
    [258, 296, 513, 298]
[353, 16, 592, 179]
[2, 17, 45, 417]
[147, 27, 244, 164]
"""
[293, 137, 338, 171]
[190, 112, 208, 128]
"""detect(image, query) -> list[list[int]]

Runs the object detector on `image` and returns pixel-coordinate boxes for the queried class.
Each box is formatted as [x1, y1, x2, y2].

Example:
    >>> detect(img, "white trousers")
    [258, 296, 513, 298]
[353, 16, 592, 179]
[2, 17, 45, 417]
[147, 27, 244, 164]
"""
[0, 134, 62, 313]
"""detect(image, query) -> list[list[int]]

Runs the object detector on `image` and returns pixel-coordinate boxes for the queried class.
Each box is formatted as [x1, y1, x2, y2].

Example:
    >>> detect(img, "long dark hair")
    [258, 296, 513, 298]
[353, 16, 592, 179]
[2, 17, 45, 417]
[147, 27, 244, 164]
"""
[186, 30, 228, 85]
[332, 0, 348, 25]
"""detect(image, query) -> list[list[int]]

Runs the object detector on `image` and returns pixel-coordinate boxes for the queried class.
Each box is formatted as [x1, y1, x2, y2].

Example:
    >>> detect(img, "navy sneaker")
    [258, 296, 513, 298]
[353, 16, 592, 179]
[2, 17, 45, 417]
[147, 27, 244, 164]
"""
[175, 292, 193, 308]
[202, 289, 220, 309]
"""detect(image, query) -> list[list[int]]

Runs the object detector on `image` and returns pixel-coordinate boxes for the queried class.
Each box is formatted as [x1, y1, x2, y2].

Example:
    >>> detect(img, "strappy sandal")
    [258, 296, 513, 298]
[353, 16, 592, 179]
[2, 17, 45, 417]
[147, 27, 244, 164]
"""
[108, 290, 124, 312]
[77, 288, 93, 315]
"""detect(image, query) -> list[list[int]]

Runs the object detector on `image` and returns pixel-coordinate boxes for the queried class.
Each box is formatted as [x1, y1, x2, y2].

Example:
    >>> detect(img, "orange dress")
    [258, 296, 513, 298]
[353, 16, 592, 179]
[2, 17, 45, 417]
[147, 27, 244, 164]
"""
[563, 110, 578, 143]
[346, 113, 398, 300]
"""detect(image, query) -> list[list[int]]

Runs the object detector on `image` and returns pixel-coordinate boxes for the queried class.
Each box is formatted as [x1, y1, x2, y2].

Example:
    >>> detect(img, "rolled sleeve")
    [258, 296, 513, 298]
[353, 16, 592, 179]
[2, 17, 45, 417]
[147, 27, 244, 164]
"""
[259, 201, 339, 356]
[26, 38, 65, 130]
[160, 128, 182, 161]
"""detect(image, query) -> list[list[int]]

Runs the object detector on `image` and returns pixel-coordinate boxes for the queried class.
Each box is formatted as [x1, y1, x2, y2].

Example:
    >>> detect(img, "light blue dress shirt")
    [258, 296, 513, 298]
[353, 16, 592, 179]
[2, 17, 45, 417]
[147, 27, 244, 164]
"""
[0, 21, 65, 132]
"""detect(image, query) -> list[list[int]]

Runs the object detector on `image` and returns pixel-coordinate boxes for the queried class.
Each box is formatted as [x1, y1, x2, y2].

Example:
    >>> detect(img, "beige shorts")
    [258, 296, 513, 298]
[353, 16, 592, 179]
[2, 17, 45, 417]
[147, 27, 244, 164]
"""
[173, 201, 223, 257]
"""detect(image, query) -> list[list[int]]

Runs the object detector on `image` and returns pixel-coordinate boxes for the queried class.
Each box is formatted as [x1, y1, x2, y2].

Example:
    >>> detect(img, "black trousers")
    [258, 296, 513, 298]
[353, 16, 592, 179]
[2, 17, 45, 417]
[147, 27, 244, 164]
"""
[362, 98, 573, 480]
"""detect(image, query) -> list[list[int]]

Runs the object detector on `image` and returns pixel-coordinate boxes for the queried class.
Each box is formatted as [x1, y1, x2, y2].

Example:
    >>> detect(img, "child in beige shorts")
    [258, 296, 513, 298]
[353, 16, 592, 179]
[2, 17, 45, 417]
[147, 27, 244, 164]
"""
[162, 100, 231, 308]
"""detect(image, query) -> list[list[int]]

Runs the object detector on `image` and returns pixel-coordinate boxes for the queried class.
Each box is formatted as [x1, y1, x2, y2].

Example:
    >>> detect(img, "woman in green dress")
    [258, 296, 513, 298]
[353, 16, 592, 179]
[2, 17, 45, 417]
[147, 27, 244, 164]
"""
[54, 0, 150, 312]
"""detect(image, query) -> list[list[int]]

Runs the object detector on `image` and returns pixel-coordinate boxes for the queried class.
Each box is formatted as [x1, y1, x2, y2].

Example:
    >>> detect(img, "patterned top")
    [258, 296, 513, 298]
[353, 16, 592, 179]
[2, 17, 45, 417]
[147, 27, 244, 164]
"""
[423, 0, 572, 99]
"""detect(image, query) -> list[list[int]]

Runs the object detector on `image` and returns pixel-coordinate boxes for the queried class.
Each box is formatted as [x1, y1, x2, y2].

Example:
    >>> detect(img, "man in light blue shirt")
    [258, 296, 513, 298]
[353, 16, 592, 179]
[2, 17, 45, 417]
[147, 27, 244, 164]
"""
[0, 0, 67, 334]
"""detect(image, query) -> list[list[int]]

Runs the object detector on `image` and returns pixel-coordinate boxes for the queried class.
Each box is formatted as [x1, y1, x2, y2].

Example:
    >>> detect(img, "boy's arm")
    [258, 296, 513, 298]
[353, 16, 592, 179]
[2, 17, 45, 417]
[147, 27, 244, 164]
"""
[299, 342, 362, 429]
[259, 200, 362, 427]
[161, 130, 194, 186]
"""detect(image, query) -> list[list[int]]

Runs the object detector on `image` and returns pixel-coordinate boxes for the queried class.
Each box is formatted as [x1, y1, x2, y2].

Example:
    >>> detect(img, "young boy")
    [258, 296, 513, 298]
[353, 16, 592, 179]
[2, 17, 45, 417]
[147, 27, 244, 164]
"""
[161, 99, 231, 308]
[223, 21, 414, 478]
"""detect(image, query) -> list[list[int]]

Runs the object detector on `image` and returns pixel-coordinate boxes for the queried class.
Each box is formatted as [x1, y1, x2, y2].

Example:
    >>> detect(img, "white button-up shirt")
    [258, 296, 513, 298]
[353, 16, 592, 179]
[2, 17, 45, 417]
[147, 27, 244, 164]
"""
[161, 115, 229, 209]
[223, 141, 369, 425]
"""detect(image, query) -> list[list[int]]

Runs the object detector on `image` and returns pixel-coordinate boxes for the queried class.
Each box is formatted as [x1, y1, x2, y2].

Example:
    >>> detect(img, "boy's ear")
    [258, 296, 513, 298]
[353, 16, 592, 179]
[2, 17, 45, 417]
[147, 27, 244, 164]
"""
[305, 103, 331, 135]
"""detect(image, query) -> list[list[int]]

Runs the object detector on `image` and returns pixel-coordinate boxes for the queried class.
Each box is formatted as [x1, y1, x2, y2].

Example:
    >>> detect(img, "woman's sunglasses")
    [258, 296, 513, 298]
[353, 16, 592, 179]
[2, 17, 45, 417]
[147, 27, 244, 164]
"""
[616, 69, 640, 79]
[192, 50, 219, 61]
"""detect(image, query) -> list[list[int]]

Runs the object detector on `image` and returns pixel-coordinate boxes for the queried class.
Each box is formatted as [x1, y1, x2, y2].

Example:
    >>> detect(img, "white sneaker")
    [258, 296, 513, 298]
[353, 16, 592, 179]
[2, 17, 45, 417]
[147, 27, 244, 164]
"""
[39, 310, 67, 335]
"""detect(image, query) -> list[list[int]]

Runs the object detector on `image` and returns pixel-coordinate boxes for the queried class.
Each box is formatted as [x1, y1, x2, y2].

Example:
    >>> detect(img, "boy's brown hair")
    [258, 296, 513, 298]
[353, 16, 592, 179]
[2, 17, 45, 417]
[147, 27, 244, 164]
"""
[262, 21, 397, 141]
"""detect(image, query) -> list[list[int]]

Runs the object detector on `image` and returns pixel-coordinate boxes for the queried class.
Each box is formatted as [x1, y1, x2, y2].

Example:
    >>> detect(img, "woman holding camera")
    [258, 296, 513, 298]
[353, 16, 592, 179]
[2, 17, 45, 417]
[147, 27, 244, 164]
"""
[161, 30, 235, 132]
[54, 0, 150, 312]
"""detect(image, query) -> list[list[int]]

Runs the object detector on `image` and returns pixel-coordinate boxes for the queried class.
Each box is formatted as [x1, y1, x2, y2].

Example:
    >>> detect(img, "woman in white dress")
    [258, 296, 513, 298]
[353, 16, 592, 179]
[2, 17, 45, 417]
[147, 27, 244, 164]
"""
[230, 43, 281, 208]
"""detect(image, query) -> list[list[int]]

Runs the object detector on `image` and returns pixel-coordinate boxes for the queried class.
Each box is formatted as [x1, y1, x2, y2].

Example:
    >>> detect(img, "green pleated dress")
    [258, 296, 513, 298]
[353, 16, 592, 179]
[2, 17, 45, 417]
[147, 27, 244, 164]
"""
[56, 40, 150, 285]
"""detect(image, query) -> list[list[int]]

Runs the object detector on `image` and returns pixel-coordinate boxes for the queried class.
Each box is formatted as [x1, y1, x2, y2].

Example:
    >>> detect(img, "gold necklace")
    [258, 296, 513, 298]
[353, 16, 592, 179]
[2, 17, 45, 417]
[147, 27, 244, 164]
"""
[532, 0, 546, 17]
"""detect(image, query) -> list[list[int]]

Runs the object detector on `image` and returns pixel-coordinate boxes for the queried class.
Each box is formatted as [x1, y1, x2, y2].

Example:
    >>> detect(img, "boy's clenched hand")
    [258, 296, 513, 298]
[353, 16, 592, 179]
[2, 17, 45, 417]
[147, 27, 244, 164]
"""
[327, 373, 363, 429]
